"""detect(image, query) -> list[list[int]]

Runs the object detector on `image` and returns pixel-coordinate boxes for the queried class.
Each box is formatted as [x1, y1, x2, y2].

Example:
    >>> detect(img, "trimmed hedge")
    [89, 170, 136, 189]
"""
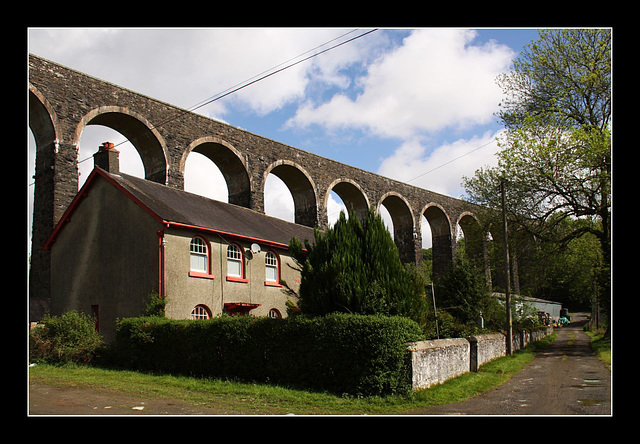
[113, 313, 425, 396]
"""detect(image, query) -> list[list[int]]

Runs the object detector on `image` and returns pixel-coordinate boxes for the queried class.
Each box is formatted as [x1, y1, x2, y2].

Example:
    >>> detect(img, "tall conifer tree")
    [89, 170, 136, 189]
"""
[289, 208, 427, 323]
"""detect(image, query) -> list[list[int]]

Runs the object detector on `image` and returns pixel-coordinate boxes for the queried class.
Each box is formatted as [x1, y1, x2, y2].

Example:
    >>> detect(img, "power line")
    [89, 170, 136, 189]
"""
[326, 138, 498, 219]
[73, 28, 378, 165]
[31, 28, 493, 195]
[186, 29, 362, 115]
[29, 29, 378, 186]
[406, 138, 497, 184]
[187, 29, 378, 115]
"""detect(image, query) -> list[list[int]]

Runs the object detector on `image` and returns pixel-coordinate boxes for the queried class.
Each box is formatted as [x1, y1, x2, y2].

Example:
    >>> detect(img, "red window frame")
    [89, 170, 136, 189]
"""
[264, 250, 282, 287]
[226, 243, 248, 283]
[188, 236, 215, 279]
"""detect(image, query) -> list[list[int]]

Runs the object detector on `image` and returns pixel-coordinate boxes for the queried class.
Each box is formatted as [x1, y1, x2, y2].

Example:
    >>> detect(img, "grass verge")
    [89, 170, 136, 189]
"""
[584, 330, 611, 370]
[29, 333, 556, 415]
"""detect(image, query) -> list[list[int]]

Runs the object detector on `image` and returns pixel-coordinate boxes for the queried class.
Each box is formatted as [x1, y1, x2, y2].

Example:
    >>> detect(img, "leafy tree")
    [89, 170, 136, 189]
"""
[463, 29, 611, 332]
[434, 255, 501, 330]
[289, 209, 427, 325]
[523, 218, 603, 311]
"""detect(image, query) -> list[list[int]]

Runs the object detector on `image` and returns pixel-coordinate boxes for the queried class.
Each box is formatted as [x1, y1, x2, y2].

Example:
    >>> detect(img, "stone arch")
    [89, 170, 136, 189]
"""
[263, 160, 318, 228]
[456, 212, 485, 261]
[181, 136, 251, 208]
[421, 203, 454, 279]
[378, 192, 416, 263]
[75, 106, 168, 184]
[457, 211, 491, 287]
[325, 178, 370, 223]
[28, 85, 60, 310]
[29, 85, 59, 152]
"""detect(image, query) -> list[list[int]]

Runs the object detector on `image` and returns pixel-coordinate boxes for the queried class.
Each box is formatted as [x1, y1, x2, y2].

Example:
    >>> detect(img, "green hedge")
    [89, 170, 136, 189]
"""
[113, 313, 425, 396]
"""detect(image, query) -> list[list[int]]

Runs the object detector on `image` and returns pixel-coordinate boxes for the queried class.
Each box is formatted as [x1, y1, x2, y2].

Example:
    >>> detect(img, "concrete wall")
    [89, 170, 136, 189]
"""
[408, 327, 553, 390]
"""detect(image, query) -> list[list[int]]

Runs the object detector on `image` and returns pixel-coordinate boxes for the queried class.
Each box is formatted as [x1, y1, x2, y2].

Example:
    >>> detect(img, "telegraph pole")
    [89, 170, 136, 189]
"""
[500, 179, 513, 356]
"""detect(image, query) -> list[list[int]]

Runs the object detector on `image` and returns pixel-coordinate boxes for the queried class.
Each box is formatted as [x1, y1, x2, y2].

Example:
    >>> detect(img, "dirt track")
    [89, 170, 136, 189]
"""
[28, 383, 233, 415]
[28, 312, 611, 416]
[413, 312, 611, 415]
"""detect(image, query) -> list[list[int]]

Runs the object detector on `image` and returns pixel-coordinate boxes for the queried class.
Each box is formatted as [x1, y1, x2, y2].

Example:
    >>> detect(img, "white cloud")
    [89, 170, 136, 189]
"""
[377, 131, 502, 198]
[327, 192, 347, 227]
[286, 29, 514, 139]
[28, 28, 369, 120]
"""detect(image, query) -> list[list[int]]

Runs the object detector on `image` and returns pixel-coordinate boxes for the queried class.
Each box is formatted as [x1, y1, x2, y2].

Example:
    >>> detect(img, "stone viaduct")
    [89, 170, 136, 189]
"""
[28, 54, 498, 319]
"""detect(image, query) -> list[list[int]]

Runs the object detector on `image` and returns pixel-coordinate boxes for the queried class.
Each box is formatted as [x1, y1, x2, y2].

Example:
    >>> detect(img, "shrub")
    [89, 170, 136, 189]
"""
[143, 291, 166, 317]
[29, 311, 105, 365]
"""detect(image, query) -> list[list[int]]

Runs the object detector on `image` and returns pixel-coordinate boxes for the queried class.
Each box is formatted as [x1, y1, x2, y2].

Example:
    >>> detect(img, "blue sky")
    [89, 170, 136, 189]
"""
[27, 27, 542, 247]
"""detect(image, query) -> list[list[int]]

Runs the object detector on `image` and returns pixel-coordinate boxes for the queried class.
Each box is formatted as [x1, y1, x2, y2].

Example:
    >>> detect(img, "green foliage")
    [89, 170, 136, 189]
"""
[143, 291, 166, 317]
[518, 220, 603, 310]
[464, 29, 611, 318]
[29, 311, 105, 365]
[289, 208, 428, 325]
[113, 313, 425, 397]
[433, 256, 503, 335]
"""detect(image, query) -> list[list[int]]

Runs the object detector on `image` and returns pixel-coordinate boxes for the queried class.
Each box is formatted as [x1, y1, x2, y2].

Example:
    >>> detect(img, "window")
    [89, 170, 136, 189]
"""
[226, 244, 246, 281]
[189, 236, 214, 279]
[268, 308, 282, 319]
[191, 305, 211, 320]
[265, 251, 281, 286]
[190, 237, 207, 272]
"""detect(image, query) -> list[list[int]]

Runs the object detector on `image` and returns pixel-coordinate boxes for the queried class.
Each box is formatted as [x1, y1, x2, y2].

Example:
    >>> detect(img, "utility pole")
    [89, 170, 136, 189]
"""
[500, 179, 513, 356]
[430, 283, 439, 339]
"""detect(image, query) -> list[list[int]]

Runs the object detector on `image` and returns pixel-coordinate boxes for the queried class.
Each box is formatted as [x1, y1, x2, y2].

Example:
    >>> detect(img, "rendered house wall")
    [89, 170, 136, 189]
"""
[162, 229, 301, 320]
[49, 177, 159, 343]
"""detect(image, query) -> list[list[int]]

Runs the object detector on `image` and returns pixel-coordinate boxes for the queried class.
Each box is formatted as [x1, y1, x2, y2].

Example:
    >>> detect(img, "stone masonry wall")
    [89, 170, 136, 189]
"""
[28, 54, 491, 320]
[408, 327, 553, 390]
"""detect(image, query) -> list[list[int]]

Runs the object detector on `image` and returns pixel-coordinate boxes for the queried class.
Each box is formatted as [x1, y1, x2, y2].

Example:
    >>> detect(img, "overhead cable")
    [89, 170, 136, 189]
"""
[77, 28, 379, 162]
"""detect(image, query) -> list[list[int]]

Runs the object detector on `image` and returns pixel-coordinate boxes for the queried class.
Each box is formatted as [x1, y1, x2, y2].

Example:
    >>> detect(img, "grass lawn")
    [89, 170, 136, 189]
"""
[29, 333, 556, 415]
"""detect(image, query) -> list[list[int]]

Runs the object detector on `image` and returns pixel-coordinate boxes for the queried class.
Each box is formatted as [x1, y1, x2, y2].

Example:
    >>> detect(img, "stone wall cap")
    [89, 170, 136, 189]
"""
[407, 337, 470, 351]
[467, 332, 506, 342]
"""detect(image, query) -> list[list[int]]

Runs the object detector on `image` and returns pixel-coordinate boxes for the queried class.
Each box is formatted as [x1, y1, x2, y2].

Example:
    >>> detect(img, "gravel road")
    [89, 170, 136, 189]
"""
[412, 312, 611, 415]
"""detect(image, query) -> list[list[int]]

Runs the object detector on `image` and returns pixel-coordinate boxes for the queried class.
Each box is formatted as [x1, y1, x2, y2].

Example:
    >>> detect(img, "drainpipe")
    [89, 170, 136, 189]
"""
[157, 223, 169, 299]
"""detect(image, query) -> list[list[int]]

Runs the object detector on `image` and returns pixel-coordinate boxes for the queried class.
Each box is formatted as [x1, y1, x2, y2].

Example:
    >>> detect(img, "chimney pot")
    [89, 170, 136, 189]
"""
[100, 141, 116, 151]
[94, 141, 120, 174]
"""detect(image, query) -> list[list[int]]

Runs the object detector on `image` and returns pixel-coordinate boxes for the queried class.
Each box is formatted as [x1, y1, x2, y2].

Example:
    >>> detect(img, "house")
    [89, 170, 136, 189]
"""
[493, 292, 562, 325]
[42, 143, 315, 343]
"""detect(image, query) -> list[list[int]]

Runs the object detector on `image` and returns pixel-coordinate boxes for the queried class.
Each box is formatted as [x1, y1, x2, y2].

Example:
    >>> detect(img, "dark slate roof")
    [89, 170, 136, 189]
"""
[43, 166, 316, 251]
[104, 168, 316, 248]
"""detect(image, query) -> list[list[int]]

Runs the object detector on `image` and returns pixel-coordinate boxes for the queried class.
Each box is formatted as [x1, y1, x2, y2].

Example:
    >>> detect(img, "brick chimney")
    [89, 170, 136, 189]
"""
[93, 142, 120, 174]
